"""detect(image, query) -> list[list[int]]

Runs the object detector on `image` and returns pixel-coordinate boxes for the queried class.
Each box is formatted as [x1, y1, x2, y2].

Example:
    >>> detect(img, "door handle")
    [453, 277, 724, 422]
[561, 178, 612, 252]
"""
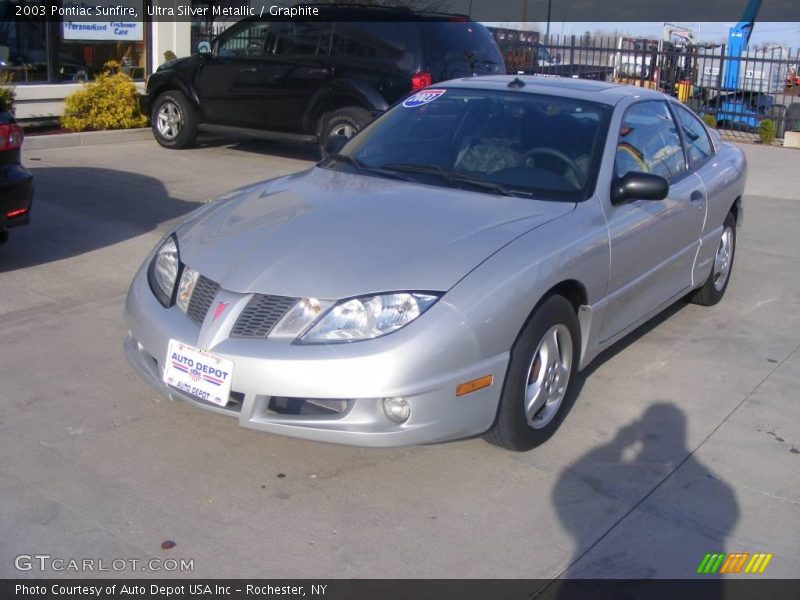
[690, 190, 704, 202]
[239, 67, 257, 73]
[307, 68, 330, 76]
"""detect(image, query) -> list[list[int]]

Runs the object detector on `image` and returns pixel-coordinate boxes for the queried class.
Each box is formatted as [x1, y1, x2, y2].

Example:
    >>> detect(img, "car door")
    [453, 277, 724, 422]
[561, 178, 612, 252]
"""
[672, 104, 729, 286]
[259, 21, 330, 133]
[194, 21, 278, 128]
[600, 100, 707, 342]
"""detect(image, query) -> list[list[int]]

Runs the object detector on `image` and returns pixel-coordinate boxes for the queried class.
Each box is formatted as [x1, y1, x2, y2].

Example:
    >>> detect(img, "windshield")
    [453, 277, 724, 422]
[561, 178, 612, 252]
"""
[326, 88, 611, 201]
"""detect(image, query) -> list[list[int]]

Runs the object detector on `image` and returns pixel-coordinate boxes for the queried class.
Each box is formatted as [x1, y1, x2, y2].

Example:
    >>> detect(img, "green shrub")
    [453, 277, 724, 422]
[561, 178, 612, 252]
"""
[0, 71, 16, 112]
[701, 114, 717, 129]
[61, 61, 147, 131]
[757, 119, 777, 145]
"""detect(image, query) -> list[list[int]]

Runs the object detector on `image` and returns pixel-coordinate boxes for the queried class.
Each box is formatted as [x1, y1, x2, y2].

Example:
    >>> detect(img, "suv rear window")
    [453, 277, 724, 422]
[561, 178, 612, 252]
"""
[332, 22, 421, 63]
[422, 22, 504, 78]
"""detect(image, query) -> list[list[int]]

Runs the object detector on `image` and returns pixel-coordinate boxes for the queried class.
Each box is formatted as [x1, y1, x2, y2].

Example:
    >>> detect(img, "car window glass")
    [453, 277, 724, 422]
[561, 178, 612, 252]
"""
[422, 23, 505, 77]
[332, 23, 417, 64]
[217, 23, 275, 58]
[339, 89, 610, 202]
[675, 106, 714, 168]
[275, 23, 322, 56]
[615, 101, 686, 181]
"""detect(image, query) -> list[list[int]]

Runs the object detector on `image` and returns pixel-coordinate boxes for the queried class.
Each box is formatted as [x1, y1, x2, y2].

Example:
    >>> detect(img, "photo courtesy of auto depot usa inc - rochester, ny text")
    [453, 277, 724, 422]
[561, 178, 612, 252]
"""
[15, 583, 329, 596]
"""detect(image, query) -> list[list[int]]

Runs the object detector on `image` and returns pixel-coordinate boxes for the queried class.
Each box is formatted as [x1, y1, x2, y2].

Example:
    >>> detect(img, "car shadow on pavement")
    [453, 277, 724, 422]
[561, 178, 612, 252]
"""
[0, 166, 200, 272]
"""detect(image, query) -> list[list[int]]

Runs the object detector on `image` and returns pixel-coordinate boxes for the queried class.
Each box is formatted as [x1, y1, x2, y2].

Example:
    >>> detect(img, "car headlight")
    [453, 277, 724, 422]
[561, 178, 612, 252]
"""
[296, 292, 440, 343]
[147, 235, 182, 307]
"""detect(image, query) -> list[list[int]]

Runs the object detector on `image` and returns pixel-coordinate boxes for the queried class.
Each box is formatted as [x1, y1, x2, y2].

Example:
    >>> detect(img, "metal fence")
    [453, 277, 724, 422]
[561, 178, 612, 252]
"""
[493, 32, 800, 137]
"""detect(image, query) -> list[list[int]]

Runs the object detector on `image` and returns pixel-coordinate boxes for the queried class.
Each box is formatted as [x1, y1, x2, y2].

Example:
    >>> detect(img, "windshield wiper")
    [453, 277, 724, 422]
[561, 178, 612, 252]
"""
[327, 153, 366, 172]
[379, 163, 528, 197]
[327, 154, 415, 182]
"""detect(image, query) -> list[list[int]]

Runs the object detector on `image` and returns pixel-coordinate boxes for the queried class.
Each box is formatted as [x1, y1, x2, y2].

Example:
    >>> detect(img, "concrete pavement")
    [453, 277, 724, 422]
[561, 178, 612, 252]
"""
[1, 136, 798, 580]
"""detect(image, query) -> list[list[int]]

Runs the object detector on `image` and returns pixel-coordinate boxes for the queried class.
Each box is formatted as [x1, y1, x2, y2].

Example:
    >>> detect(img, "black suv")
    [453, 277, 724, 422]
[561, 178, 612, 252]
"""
[146, 8, 504, 151]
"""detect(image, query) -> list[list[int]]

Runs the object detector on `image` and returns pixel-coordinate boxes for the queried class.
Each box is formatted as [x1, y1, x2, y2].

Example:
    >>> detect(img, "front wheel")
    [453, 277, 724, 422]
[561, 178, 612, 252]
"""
[151, 90, 198, 149]
[318, 107, 372, 157]
[690, 212, 737, 306]
[485, 295, 581, 451]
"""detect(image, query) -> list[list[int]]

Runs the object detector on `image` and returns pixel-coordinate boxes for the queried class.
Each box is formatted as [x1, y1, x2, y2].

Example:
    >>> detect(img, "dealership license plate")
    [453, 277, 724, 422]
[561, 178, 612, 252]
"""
[163, 340, 234, 407]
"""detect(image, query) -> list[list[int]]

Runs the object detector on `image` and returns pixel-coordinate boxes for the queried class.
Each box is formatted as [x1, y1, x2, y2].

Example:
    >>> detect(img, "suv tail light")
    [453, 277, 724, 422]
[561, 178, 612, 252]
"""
[410, 71, 432, 91]
[0, 123, 24, 151]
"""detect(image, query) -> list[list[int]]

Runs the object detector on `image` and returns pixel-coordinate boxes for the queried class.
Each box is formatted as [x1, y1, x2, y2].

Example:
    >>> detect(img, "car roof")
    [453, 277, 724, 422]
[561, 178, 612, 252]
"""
[437, 75, 669, 106]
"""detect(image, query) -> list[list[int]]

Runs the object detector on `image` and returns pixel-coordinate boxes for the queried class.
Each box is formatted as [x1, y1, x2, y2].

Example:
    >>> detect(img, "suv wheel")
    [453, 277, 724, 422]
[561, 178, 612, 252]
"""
[319, 107, 372, 155]
[152, 91, 198, 149]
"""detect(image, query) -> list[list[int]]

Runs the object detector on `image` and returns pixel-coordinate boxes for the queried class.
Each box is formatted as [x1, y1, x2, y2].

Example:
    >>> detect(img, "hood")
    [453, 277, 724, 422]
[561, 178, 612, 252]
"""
[177, 168, 573, 299]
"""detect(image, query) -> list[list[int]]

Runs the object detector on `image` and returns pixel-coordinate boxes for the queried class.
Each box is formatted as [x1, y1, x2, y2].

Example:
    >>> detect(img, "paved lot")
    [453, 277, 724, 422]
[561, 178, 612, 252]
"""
[1, 136, 798, 580]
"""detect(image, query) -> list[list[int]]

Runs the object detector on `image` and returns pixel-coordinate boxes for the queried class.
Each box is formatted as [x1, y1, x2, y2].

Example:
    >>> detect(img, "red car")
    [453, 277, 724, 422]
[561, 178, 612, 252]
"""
[0, 100, 33, 244]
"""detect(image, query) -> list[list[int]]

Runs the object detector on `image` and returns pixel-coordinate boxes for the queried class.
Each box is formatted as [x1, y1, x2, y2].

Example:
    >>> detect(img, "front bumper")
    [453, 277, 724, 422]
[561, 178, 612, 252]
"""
[123, 264, 508, 447]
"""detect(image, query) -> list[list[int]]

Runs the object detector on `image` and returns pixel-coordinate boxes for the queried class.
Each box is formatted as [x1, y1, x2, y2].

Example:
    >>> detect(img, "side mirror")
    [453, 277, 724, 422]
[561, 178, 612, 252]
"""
[612, 172, 669, 204]
[323, 134, 349, 156]
[196, 41, 211, 56]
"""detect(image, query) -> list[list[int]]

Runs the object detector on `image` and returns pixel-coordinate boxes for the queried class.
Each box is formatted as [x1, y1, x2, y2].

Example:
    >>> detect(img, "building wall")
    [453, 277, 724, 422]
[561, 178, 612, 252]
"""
[11, 21, 191, 121]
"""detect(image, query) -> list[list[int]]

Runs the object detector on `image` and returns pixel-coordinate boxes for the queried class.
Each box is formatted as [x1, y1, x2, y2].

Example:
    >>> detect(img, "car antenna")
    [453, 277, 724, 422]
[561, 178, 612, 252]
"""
[508, 77, 526, 89]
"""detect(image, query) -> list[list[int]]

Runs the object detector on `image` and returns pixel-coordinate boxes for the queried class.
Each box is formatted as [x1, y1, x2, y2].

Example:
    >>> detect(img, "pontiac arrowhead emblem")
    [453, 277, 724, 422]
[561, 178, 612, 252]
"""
[212, 302, 228, 323]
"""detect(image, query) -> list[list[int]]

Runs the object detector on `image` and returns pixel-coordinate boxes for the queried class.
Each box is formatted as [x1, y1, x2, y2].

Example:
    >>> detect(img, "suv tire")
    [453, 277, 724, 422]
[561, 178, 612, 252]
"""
[319, 107, 372, 156]
[152, 91, 198, 149]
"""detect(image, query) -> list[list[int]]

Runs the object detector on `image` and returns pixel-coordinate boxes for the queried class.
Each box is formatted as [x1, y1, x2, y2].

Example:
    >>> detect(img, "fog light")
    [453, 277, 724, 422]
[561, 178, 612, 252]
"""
[382, 397, 410, 424]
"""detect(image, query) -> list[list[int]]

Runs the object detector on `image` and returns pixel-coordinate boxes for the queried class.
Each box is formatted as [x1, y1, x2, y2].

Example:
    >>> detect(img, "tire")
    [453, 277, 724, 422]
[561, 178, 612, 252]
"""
[690, 212, 737, 306]
[485, 295, 581, 451]
[151, 90, 198, 149]
[318, 107, 372, 157]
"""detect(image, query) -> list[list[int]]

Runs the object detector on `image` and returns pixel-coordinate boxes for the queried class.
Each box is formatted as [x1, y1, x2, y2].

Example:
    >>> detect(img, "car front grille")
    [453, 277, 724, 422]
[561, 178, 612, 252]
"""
[231, 294, 298, 338]
[186, 275, 220, 326]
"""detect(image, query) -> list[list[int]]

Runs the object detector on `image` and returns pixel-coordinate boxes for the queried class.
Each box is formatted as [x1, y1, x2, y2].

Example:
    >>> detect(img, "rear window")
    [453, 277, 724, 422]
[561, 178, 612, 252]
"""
[332, 22, 421, 66]
[422, 22, 504, 78]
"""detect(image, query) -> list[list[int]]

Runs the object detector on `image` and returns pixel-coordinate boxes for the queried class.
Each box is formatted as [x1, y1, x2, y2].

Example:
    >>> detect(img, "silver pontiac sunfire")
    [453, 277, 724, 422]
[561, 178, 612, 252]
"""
[124, 76, 746, 451]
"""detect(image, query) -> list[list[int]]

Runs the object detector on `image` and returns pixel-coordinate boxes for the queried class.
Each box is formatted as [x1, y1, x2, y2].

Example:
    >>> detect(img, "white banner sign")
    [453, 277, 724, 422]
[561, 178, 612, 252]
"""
[62, 1, 143, 41]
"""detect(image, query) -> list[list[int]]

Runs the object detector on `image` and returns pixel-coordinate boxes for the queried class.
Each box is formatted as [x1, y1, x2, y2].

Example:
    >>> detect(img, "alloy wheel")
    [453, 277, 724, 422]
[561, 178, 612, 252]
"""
[524, 324, 573, 429]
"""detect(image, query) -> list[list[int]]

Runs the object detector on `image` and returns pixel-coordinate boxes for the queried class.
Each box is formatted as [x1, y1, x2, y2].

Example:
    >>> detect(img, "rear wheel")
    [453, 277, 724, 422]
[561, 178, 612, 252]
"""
[485, 295, 580, 451]
[318, 107, 372, 157]
[152, 90, 198, 149]
[690, 212, 736, 306]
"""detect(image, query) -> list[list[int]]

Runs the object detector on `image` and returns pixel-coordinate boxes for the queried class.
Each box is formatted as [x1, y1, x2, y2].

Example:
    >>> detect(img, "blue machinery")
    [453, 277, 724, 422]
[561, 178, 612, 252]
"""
[722, 0, 763, 90]
[711, 0, 781, 131]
